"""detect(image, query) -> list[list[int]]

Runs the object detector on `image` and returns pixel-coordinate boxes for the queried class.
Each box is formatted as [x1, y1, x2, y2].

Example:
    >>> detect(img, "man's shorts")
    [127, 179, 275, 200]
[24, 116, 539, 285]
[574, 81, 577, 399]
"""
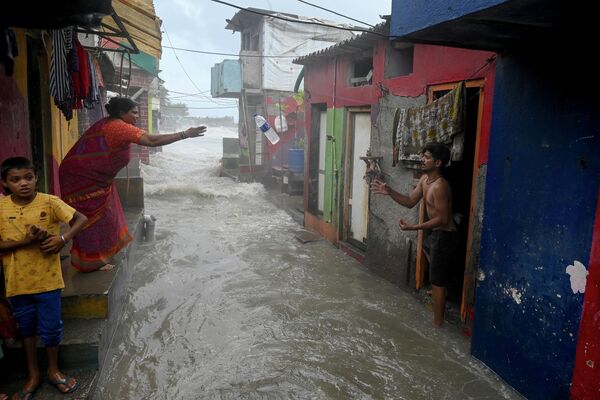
[426, 230, 459, 287]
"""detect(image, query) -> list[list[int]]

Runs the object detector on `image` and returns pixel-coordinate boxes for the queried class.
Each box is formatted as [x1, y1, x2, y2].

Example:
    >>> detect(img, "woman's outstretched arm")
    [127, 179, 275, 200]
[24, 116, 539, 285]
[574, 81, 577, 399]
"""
[138, 126, 207, 147]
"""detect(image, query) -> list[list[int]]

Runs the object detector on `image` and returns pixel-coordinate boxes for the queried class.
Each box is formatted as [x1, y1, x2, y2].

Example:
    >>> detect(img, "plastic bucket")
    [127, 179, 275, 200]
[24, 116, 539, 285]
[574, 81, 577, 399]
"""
[288, 149, 304, 172]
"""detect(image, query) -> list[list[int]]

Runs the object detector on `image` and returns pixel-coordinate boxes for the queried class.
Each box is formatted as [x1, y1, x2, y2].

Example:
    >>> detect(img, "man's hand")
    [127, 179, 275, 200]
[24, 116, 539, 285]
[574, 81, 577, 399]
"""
[399, 219, 417, 231]
[40, 235, 64, 254]
[370, 178, 390, 195]
[184, 126, 207, 138]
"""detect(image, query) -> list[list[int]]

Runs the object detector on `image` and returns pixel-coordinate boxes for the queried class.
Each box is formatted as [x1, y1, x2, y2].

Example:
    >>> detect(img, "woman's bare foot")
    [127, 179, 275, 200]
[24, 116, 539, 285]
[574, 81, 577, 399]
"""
[99, 264, 115, 271]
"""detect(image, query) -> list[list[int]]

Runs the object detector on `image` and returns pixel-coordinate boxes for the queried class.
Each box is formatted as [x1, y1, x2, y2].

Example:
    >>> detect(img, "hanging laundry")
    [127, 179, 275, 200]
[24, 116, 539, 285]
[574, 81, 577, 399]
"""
[49, 28, 74, 120]
[0, 27, 18, 76]
[84, 52, 100, 109]
[395, 82, 466, 163]
[93, 57, 104, 88]
[70, 37, 91, 109]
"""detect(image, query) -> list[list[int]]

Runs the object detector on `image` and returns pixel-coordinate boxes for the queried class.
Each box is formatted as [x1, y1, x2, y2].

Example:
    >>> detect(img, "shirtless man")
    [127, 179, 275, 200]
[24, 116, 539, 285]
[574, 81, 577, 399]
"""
[371, 142, 457, 327]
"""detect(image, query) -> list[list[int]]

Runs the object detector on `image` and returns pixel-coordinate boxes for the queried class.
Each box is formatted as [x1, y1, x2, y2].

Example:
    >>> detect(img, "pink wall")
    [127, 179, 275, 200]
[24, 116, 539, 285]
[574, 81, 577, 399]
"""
[0, 68, 31, 164]
[303, 43, 496, 165]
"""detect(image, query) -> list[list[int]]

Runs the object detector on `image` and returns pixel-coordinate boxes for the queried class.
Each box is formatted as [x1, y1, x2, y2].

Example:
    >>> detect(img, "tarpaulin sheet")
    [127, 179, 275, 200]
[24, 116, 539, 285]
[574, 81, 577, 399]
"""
[262, 17, 352, 91]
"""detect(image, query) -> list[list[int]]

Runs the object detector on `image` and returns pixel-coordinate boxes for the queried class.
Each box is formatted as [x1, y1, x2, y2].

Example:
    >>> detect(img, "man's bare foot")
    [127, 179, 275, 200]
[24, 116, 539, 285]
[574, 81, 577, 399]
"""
[99, 264, 115, 271]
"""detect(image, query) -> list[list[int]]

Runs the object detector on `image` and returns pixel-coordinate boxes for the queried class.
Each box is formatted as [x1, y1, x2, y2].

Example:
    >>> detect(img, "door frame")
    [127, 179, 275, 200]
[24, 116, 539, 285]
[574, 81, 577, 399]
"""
[342, 107, 371, 248]
[414, 80, 485, 322]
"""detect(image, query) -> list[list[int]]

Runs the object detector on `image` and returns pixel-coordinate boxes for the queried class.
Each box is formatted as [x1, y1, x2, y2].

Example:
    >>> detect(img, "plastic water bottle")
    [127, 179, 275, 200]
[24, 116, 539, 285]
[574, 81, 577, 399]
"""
[253, 114, 280, 144]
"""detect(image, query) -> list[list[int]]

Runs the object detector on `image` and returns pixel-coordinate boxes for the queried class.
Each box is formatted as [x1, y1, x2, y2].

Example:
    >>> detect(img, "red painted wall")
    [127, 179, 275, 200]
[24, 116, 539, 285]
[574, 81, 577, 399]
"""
[571, 187, 600, 399]
[303, 43, 496, 167]
[263, 95, 302, 167]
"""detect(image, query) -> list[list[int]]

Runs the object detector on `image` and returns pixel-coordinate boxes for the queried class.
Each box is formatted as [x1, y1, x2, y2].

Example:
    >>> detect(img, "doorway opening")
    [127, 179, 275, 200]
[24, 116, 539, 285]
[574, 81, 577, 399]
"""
[417, 81, 485, 323]
[26, 36, 52, 193]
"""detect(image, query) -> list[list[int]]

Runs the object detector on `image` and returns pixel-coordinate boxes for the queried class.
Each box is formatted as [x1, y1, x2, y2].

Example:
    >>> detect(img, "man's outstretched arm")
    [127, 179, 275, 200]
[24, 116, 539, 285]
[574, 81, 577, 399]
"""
[371, 178, 423, 208]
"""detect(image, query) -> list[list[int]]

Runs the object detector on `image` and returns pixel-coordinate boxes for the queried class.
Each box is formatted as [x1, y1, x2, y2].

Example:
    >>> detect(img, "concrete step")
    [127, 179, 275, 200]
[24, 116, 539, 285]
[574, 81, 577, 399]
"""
[2, 318, 104, 376]
[60, 209, 144, 320]
[0, 368, 97, 400]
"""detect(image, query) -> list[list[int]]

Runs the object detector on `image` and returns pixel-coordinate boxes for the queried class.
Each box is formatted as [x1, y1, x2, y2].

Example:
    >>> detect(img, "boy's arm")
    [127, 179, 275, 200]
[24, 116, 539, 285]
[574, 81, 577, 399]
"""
[40, 211, 88, 254]
[0, 226, 45, 251]
[62, 211, 87, 242]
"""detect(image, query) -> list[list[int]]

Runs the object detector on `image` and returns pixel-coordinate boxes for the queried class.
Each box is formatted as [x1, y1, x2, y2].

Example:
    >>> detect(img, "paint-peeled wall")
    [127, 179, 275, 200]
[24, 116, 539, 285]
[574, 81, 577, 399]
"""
[472, 51, 600, 400]
[0, 30, 30, 163]
[366, 94, 424, 284]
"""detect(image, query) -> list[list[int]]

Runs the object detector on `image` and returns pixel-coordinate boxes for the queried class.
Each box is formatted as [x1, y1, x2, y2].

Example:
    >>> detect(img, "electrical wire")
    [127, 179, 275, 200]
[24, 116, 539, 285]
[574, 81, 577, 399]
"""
[162, 105, 238, 109]
[210, 0, 390, 38]
[296, 0, 375, 28]
[162, 45, 298, 58]
[162, 25, 237, 106]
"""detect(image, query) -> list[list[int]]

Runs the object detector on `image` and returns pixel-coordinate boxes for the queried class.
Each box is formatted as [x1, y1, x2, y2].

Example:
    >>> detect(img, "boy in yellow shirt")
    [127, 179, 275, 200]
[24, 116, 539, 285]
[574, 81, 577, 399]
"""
[0, 157, 87, 399]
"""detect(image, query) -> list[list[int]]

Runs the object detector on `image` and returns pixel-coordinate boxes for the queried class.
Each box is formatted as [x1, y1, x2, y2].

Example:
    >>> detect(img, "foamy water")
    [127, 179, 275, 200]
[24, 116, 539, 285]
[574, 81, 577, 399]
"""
[95, 126, 523, 399]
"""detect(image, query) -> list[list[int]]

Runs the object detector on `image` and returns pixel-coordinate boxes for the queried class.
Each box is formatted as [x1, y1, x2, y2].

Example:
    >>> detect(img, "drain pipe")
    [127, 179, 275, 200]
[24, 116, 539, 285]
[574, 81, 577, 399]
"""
[143, 214, 157, 242]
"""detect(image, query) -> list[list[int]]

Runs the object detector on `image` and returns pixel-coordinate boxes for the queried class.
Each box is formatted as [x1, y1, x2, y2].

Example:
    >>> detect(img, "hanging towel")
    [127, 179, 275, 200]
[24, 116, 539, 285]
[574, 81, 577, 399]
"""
[395, 82, 466, 163]
[0, 27, 18, 76]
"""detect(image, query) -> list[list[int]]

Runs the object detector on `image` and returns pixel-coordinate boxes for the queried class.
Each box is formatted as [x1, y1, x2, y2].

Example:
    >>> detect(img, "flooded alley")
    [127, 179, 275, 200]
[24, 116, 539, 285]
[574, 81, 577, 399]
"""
[95, 128, 521, 400]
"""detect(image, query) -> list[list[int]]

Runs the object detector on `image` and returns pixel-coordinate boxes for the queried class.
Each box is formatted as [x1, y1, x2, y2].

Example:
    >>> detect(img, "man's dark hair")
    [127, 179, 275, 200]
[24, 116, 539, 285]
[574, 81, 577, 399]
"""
[1, 157, 36, 195]
[105, 97, 138, 119]
[422, 142, 451, 168]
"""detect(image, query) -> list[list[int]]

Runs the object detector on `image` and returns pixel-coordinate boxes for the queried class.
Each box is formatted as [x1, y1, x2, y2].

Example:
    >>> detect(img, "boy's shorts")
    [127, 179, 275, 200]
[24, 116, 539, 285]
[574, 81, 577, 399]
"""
[9, 289, 63, 347]
[426, 230, 459, 287]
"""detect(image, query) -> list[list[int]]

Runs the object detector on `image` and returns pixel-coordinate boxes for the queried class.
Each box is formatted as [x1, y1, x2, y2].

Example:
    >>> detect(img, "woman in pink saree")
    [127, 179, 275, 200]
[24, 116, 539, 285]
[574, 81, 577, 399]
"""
[59, 97, 206, 272]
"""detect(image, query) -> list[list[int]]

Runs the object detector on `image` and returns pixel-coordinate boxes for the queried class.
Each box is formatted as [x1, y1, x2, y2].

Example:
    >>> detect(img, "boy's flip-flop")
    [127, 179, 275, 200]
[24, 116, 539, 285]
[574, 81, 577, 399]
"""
[49, 377, 79, 394]
[14, 385, 38, 400]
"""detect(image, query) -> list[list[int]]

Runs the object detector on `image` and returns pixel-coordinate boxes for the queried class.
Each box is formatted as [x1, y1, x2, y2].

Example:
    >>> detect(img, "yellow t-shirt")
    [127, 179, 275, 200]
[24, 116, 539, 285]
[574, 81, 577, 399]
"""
[0, 193, 75, 297]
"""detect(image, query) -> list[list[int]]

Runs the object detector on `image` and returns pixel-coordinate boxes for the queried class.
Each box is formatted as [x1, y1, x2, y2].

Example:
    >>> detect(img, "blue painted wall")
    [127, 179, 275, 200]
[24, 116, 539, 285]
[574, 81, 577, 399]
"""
[472, 52, 600, 400]
[390, 0, 505, 38]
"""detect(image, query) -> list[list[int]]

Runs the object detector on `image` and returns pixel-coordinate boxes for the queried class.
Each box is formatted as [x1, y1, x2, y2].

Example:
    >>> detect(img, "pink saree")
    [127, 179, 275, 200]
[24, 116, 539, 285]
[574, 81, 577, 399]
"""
[59, 118, 143, 272]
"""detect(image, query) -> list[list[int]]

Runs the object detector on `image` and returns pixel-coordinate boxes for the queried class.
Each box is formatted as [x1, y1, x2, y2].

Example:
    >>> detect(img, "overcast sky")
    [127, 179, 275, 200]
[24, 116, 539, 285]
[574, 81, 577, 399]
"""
[154, 0, 391, 118]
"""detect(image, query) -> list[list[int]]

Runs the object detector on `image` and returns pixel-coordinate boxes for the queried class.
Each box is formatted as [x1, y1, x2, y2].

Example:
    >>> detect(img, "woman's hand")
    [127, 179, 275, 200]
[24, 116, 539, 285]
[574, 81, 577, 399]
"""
[184, 126, 207, 138]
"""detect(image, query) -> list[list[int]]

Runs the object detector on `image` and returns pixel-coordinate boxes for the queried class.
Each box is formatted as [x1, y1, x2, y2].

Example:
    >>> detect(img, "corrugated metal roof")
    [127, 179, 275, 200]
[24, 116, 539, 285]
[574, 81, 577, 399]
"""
[293, 20, 389, 65]
[103, 0, 162, 59]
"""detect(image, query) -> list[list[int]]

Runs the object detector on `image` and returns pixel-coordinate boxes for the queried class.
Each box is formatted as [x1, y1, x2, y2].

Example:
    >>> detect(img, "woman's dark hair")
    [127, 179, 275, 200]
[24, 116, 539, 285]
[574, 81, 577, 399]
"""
[1, 157, 36, 194]
[422, 142, 451, 168]
[105, 97, 138, 118]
